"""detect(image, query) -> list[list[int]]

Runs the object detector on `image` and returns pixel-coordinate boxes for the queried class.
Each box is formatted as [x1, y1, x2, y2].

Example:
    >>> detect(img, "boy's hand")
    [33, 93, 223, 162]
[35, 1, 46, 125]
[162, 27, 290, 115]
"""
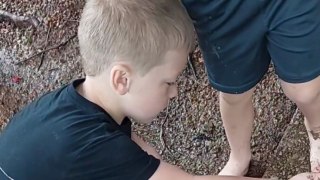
[131, 132, 276, 180]
[150, 161, 275, 180]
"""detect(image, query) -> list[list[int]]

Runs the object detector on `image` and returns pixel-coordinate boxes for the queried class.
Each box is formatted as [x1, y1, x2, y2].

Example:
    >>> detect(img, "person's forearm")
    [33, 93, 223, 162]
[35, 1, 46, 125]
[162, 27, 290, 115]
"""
[193, 176, 274, 180]
[150, 161, 275, 180]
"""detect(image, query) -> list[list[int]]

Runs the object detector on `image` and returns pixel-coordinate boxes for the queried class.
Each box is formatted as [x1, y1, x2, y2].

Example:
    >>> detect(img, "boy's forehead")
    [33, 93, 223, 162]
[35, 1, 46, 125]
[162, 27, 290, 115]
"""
[166, 50, 188, 64]
[164, 49, 188, 61]
[161, 50, 188, 71]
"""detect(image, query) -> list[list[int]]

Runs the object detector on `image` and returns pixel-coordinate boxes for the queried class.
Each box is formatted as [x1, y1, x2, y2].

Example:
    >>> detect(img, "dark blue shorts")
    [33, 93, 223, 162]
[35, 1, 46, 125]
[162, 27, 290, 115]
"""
[182, 0, 320, 94]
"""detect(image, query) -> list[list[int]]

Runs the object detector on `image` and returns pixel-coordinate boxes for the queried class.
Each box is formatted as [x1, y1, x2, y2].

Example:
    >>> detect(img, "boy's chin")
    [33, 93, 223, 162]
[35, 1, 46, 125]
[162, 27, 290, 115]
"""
[134, 116, 157, 124]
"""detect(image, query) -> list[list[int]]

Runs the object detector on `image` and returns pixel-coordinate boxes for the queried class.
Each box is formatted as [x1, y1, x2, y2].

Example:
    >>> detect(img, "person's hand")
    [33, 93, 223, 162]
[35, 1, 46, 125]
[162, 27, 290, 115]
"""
[289, 172, 320, 180]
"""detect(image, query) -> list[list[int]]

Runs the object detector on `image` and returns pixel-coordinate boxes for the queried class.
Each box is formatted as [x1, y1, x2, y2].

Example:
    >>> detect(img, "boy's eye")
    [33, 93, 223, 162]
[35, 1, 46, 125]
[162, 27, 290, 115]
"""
[166, 82, 175, 86]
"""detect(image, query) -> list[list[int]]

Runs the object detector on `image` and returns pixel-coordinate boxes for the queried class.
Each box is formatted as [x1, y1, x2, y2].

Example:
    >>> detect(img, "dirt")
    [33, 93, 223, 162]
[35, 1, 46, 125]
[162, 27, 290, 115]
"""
[263, 110, 310, 179]
[133, 53, 296, 177]
[0, 0, 84, 127]
[0, 0, 303, 179]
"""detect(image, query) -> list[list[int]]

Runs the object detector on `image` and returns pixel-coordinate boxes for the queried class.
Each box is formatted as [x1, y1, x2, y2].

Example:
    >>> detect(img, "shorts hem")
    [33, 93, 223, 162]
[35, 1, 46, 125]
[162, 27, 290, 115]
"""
[208, 78, 261, 94]
[277, 70, 320, 84]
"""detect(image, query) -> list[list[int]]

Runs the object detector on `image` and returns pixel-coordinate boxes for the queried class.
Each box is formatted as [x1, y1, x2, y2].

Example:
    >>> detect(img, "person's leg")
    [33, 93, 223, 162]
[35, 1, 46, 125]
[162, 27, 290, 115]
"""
[266, 0, 320, 174]
[218, 88, 255, 175]
[181, 0, 271, 176]
[181, 0, 276, 175]
[289, 172, 320, 180]
[280, 78, 320, 173]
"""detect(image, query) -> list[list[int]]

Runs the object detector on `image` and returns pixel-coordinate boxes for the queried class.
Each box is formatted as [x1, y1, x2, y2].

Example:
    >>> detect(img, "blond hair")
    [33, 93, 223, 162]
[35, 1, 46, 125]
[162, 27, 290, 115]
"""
[78, 0, 195, 76]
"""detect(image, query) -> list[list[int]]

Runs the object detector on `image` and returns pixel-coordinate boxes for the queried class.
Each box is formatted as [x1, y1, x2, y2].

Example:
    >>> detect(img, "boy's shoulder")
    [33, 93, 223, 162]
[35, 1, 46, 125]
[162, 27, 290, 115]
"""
[2, 79, 130, 143]
[0, 79, 159, 179]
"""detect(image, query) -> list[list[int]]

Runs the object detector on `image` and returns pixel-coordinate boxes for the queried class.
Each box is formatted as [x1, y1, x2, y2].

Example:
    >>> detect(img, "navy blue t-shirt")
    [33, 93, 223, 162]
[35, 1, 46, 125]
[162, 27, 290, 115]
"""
[0, 79, 160, 180]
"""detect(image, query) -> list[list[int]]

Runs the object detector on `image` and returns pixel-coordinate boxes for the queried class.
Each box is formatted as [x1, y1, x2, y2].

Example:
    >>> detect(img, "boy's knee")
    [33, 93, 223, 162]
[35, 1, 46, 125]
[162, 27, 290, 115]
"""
[281, 82, 320, 105]
[219, 88, 254, 105]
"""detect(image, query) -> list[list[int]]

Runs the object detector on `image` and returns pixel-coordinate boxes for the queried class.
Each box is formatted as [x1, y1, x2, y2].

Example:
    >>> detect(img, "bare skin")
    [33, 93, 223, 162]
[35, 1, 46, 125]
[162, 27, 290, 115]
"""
[310, 127, 320, 141]
[219, 75, 320, 176]
[306, 122, 320, 173]
[132, 129, 273, 180]
[289, 172, 320, 180]
[218, 89, 254, 176]
[281, 77, 320, 174]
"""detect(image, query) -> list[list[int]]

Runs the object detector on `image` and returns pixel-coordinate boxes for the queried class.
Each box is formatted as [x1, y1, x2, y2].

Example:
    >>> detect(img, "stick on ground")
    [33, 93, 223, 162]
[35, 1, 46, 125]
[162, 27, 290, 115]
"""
[188, 53, 197, 80]
[159, 104, 170, 155]
[16, 34, 77, 65]
[37, 27, 51, 70]
[0, 10, 39, 28]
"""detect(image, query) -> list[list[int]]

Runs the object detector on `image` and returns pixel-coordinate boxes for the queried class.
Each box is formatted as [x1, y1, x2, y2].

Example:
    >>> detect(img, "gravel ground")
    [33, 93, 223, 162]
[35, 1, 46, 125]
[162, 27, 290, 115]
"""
[0, 0, 84, 128]
[263, 111, 310, 179]
[0, 0, 301, 178]
[134, 54, 296, 177]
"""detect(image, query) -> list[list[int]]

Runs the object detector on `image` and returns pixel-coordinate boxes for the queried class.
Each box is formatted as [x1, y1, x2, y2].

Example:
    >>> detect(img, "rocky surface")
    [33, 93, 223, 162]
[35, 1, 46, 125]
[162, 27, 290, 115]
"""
[0, 1, 310, 179]
[263, 111, 310, 179]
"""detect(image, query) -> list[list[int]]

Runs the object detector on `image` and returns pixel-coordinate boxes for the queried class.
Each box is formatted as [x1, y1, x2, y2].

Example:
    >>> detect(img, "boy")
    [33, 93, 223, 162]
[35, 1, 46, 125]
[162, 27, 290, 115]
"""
[181, 0, 320, 179]
[0, 0, 271, 179]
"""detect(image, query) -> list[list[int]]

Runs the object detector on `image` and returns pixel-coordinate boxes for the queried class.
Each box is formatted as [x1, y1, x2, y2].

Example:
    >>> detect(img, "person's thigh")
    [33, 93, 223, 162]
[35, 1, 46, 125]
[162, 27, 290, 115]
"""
[182, 0, 271, 94]
[266, 0, 320, 83]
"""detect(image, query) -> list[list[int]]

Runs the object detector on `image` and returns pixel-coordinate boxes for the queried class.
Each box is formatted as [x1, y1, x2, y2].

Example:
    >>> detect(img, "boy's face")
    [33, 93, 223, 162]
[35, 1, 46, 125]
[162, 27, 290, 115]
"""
[123, 49, 188, 124]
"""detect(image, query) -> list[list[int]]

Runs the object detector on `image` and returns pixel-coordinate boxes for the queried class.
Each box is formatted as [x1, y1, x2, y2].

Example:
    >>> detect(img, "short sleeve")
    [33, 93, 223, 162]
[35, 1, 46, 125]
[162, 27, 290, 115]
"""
[119, 117, 132, 137]
[67, 132, 160, 180]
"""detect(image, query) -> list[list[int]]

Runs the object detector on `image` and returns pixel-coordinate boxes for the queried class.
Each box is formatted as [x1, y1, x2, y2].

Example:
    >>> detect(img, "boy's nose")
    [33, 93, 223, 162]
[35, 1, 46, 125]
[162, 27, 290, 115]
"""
[169, 85, 178, 98]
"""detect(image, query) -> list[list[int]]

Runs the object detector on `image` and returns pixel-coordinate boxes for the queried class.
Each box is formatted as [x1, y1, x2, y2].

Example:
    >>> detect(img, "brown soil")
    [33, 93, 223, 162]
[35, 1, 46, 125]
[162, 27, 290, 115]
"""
[0, 0, 302, 179]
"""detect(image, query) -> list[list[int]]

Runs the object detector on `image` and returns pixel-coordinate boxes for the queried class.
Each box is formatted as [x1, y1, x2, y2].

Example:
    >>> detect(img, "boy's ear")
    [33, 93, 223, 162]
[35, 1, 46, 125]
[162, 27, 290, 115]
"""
[110, 64, 131, 95]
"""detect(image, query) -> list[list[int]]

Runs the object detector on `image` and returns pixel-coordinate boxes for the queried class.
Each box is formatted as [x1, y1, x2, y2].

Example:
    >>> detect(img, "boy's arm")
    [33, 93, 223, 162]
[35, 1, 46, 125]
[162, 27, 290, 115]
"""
[131, 132, 272, 180]
[150, 161, 273, 180]
[131, 132, 161, 159]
